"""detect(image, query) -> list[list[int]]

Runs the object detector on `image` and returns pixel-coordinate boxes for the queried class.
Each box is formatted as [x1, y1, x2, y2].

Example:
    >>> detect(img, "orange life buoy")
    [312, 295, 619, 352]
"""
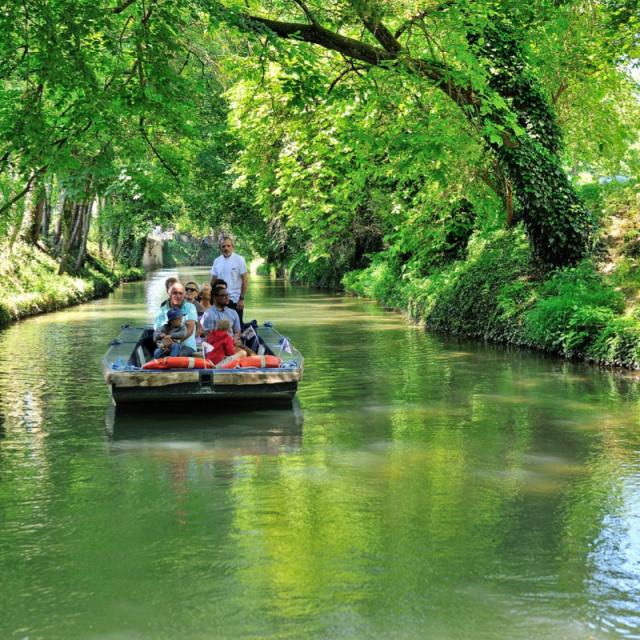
[220, 355, 282, 369]
[142, 356, 215, 370]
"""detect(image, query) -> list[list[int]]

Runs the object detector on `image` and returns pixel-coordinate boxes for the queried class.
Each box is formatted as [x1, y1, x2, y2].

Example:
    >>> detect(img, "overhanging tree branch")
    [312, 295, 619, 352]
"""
[239, 13, 476, 108]
[395, 10, 430, 40]
[139, 117, 180, 185]
[328, 61, 365, 93]
[293, 0, 319, 26]
[0, 166, 47, 217]
[241, 15, 396, 66]
[112, 0, 137, 14]
[227, 5, 594, 266]
[347, 1, 402, 54]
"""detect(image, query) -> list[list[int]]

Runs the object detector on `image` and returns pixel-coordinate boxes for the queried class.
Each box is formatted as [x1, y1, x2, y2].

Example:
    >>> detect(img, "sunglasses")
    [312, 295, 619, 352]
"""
[215, 292, 229, 297]
[185, 287, 197, 292]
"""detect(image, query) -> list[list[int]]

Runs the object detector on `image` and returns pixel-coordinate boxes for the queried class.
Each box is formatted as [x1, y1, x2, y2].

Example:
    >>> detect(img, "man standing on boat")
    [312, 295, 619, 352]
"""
[153, 282, 198, 356]
[210, 236, 248, 323]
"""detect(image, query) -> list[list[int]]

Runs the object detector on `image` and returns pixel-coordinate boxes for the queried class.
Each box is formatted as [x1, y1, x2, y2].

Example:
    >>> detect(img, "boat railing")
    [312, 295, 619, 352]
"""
[257, 324, 303, 370]
[102, 326, 148, 371]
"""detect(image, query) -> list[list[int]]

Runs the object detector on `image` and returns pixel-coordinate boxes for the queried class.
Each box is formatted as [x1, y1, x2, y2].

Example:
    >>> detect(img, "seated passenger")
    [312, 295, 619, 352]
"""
[201, 286, 241, 339]
[153, 283, 198, 357]
[153, 308, 187, 358]
[195, 278, 225, 339]
[184, 280, 206, 342]
[204, 318, 247, 367]
[185, 281, 205, 315]
[160, 276, 178, 308]
[211, 279, 226, 293]
[199, 283, 213, 313]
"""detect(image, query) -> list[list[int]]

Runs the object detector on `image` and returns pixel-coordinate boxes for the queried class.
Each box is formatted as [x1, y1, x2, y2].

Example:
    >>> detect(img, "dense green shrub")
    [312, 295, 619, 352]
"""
[421, 227, 535, 342]
[524, 262, 624, 357]
[344, 226, 535, 341]
[587, 315, 640, 368]
[342, 254, 405, 310]
[0, 303, 12, 326]
[382, 199, 478, 280]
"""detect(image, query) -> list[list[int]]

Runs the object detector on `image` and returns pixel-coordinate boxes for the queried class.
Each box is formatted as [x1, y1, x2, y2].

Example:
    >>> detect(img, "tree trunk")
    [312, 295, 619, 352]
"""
[504, 176, 513, 228]
[469, 21, 594, 264]
[42, 197, 52, 241]
[57, 198, 75, 273]
[74, 201, 92, 271]
[41, 180, 52, 241]
[96, 197, 104, 257]
[53, 190, 67, 247]
[112, 221, 122, 266]
[8, 181, 32, 252]
[24, 190, 46, 245]
[68, 203, 84, 250]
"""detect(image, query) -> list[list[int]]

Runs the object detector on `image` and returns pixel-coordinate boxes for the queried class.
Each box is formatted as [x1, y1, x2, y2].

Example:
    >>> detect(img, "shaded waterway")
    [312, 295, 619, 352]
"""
[1, 269, 639, 639]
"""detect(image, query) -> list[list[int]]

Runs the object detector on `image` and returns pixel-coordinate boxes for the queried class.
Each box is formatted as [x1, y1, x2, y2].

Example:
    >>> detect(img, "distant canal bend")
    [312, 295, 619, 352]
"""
[1, 269, 639, 639]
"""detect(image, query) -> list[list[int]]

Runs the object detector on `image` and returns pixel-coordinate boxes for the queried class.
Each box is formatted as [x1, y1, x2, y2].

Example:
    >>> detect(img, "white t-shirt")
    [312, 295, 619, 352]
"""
[210, 253, 247, 303]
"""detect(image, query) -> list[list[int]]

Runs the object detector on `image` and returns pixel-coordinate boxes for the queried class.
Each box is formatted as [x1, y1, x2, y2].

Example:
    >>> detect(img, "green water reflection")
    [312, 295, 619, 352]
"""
[0, 269, 639, 639]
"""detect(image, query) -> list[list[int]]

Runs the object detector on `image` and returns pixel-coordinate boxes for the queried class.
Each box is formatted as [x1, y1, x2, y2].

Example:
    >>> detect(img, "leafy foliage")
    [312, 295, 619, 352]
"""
[345, 226, 536, 341]
[524, 262, 625, 356]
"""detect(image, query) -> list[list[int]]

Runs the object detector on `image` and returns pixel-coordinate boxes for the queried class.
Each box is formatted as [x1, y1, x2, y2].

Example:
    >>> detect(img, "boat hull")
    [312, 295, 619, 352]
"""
[110, 381, 298, 404]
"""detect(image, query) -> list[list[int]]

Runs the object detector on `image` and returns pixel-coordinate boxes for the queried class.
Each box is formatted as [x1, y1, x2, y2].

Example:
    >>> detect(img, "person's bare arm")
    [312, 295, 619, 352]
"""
[161, 334, 173, 347]
[237, 272, 248, 310]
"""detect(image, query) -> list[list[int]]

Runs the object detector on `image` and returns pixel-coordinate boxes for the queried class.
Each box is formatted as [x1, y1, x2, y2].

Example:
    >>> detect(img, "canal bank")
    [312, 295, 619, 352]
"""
[1, 240, 143, 328]
[343, 223, 640, 370]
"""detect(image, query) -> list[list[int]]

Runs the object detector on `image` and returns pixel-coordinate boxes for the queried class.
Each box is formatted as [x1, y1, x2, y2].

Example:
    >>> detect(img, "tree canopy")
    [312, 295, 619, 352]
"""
[0, 0, 638, 275]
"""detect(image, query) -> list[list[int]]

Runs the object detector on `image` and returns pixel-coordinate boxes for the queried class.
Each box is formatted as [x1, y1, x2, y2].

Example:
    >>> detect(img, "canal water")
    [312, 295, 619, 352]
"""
[1, 269, 639, 639]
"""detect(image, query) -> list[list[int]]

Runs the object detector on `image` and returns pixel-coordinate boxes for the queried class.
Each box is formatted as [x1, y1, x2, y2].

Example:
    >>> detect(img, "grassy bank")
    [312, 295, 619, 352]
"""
[1, 241, 143, 328]
[343, 184, 640, 369]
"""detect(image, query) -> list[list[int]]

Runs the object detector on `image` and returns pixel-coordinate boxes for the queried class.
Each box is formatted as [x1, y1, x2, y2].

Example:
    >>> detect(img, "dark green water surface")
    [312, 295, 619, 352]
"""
[1, 270, 639, 639]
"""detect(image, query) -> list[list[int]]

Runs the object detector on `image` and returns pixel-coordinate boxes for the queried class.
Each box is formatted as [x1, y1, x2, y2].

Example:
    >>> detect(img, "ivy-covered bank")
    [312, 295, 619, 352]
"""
[0, 241, 142, 328]
[343, 187, 640, 370]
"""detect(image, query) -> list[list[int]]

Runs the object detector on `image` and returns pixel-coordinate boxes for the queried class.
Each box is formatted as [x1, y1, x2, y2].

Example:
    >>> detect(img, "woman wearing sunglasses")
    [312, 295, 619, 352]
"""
[183, 280, 206, 345]
[184, 281, 205, 315]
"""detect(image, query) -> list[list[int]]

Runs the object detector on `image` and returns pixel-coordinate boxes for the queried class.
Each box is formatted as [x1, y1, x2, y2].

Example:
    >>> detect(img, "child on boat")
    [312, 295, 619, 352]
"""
[204, 318, 247, 367]
[153, 308, 188, 358]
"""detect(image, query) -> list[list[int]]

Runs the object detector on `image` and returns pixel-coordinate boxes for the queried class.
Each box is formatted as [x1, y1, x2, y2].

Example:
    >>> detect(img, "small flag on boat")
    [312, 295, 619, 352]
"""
[242, 325, 257, 340]
[279, 337, 292, 354]
[202, 342, 213, 354]
[241, 324, 260, 353]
